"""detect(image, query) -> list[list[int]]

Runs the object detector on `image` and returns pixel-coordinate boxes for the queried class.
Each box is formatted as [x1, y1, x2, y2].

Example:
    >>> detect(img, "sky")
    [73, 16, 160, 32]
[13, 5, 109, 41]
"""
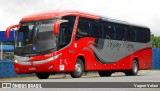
[0, 0, 160, 36]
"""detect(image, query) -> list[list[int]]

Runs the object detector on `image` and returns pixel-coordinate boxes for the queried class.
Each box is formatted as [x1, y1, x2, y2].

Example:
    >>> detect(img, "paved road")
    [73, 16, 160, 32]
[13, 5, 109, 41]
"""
[0, 70, 160, 91]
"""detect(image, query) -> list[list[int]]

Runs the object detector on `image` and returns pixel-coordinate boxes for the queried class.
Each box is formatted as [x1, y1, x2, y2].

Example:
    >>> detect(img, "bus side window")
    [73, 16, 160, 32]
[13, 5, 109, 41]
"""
[126, 26, 130, 41]
[115, 24, 126, 40]
[135, 27, 144, 43]
[128, 27, 136, 42]
[76, 17, 90, 40]
[144, 28, 150, 43]
[58, 16, 76, 49]
[91, 20, 102, 38]
[59, 24, 69, 45]
[103, 22, 115, 40]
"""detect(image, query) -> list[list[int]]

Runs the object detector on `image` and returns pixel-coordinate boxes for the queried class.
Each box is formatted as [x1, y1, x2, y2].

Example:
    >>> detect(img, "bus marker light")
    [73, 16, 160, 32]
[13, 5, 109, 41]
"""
[74, 43, 77, 48]
[48, 65, 53, 69]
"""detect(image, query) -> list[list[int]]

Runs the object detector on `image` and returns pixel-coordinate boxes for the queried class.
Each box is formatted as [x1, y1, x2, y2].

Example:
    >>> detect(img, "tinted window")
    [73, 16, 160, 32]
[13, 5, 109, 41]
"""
[115, 24, 126, 40]
[91, 20, 102, 38]
[102, 22, 115, 39]
[144, 28, 150, 43]
[125, 26, 130, 41]
[135, 27, 144, 42]
[76, 17, 90, 40]
[128, 27, 136, 42]
[58, 16, 76, 49]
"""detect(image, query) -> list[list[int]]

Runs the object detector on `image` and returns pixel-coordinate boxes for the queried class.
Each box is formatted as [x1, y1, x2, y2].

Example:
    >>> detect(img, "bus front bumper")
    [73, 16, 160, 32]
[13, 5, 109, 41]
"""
[14, 59, 67, 74]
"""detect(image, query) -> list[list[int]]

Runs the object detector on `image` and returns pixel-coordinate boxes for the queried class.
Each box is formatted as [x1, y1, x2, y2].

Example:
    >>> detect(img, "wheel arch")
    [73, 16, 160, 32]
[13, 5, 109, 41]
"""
[133, 57, 139, 68]
[77, 55, 86, 71]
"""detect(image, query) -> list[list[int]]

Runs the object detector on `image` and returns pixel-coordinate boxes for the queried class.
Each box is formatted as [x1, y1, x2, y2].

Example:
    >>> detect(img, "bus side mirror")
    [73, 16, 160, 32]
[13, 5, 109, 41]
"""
[54, 20, 68, 34]
[6, 24, 19, 38]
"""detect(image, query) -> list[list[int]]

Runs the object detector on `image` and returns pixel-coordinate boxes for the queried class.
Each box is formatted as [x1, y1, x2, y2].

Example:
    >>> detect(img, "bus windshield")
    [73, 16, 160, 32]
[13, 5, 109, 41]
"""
[15, 19, 58, 56]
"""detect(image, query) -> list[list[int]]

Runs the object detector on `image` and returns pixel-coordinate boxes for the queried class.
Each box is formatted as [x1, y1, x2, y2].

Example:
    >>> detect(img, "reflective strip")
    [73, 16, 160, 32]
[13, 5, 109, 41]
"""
[18, 58, 50, 65]
[33, 59, 50, 65]
[18, 62, 31, 65]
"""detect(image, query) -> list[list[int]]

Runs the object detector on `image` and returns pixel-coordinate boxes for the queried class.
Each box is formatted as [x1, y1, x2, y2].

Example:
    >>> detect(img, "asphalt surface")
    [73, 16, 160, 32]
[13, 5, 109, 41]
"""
[0, 70, 160, 91]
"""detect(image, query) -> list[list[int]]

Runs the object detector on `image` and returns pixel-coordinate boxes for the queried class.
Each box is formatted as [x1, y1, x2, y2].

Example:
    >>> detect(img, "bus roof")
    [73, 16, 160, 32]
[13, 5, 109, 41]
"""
[20, 10, 149, 29]
[20, 10, 99, 22]
[100, 17, 149, 29]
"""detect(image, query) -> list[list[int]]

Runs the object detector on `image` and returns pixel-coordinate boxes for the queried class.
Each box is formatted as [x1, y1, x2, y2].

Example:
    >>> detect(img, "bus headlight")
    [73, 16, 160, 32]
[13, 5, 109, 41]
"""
[14, 55, 30, 62]
[15, 60, 18, 63]
[14, 53, 62, 65]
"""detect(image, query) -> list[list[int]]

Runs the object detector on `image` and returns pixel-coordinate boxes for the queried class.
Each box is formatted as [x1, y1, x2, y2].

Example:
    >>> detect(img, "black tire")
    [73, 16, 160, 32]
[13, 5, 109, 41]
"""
[98, 71, 112, 77]
[125, 60, 139, 76]
[70, 58, 84, 78]
[36, 72, 50, 79]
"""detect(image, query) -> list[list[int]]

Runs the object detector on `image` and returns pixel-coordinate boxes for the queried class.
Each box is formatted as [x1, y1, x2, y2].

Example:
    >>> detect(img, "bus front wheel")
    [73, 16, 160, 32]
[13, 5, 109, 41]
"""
[125, 60, 139, 76]
[36, 72, 50, 79]
[70, 58, 84, 78]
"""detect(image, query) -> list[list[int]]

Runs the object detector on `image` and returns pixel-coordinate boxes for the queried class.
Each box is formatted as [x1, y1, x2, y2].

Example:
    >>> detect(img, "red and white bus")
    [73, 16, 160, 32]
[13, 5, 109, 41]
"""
[6, 10, 152, 79]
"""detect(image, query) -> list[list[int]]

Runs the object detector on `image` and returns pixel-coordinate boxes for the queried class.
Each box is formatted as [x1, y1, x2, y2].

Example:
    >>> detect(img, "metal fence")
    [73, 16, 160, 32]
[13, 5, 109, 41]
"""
[152, 48, 160, 69]
[0, 60, 35, 78]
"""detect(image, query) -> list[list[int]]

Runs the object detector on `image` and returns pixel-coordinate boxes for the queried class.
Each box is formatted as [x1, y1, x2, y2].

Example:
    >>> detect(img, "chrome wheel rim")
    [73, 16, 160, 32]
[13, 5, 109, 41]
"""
[133, 62, 138, 73]
[75, 63, 82, 75]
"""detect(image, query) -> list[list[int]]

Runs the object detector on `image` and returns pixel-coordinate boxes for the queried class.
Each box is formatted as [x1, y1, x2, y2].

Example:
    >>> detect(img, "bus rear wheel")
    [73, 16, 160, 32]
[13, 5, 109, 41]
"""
[98, 71, 112, 77]
[125, 60, 138, 76]
[36, 72, 50, 79]
[70, 58, 84, 78]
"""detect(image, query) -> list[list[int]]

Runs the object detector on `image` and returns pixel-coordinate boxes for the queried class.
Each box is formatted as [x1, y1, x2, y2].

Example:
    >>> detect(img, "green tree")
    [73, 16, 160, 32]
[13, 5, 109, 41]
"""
[152, 34, 160, 48]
